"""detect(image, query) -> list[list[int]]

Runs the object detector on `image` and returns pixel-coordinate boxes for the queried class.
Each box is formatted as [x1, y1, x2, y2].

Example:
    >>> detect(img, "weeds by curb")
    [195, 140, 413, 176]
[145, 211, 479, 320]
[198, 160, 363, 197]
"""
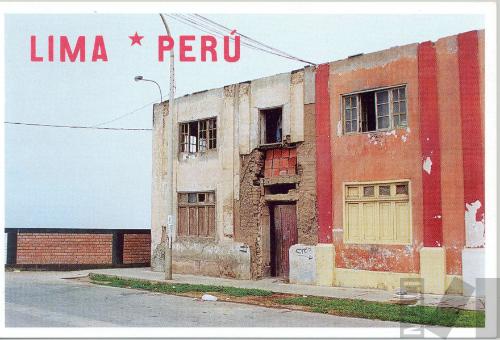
[89, 273, 484, 328]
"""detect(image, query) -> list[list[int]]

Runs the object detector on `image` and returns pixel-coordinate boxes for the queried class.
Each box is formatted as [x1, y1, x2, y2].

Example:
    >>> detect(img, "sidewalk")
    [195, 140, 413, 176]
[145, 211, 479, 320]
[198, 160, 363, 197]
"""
[72, 267, 484, 311]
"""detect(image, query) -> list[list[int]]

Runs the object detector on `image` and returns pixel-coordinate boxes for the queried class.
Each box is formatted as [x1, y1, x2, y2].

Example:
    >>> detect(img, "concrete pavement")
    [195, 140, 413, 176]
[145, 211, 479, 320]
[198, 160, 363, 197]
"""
[83, 267, 484, 311]
[6, 271, 404, 327]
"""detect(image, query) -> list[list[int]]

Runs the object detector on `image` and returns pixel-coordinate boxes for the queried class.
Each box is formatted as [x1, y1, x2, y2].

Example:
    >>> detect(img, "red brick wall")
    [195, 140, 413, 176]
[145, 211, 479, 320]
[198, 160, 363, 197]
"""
[123, 233, 151, 264]
[16, 233, 113, 265]
[264, 148, 297, 178]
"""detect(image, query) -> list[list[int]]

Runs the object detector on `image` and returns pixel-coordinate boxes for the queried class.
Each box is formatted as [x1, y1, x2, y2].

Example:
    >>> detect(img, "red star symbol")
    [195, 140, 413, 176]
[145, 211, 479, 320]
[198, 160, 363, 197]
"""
[129, 32, 144, 46]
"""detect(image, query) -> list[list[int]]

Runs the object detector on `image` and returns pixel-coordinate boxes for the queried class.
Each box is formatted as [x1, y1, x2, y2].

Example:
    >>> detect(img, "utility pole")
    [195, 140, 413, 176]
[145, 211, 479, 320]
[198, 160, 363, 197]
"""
[159, 13, 175, 280]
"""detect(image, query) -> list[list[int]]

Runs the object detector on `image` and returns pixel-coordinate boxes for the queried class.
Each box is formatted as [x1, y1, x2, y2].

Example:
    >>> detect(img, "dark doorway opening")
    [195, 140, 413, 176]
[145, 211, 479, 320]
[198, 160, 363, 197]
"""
[270, 203, 298, 279]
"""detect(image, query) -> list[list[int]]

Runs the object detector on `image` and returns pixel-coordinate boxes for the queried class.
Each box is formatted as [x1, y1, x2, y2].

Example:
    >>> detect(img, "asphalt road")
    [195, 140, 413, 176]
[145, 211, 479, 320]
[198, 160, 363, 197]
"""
[6, 271, 402, 327]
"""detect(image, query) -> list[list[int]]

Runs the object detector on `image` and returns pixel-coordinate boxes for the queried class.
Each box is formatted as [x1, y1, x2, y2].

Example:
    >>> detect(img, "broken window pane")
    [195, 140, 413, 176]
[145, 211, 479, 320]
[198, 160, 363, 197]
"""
[199, 120, 207, 152]
[208, 118, 217, 149]
[198, 193, 206, 202]
[179, 118, 217, 153]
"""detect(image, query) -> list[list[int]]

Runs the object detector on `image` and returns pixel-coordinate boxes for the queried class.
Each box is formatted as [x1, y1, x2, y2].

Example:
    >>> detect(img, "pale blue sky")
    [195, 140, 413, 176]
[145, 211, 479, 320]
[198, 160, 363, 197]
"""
[5, 14, 484, 229]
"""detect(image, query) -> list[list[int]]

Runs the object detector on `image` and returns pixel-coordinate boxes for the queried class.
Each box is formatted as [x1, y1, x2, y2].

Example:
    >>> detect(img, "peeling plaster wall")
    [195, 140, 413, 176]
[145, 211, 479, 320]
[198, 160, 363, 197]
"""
[329, 43, 424, 273]
[458, 31, 485, 250]
[296, 103, 318, 245]
[172, 238, 250, 279]
[234, 149, 266, 278]
[436, 35, 466, 275]
[151, 103, 167, 271]
[328, 31, 484, 278]
[151, 70, 309, 278]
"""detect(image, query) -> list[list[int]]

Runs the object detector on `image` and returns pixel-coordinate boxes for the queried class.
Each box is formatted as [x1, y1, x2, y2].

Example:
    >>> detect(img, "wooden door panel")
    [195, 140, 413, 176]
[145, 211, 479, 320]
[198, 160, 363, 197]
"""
[273, 204, 298, 279]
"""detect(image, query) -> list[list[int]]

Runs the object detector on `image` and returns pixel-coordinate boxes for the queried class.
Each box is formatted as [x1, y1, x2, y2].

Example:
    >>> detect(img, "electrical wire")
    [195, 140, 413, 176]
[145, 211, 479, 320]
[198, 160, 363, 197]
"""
[164, 14, 297, 61]
[170, 14, 305, 62]
[164, 13, 316, 65]
[90, 100, 156, 127]
[4, 121, 151, 131]
[7, 15, 316, 132]
[191, 14, 315, 65]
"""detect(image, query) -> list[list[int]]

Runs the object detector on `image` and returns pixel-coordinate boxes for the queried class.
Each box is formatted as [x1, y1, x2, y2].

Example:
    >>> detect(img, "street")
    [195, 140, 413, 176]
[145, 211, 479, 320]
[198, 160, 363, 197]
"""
[5, 271, 402, 327]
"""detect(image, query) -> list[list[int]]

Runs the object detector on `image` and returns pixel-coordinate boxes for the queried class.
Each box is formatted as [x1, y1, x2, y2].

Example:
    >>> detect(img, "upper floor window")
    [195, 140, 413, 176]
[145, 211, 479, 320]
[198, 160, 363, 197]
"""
[343, 86, 407, 134]
[260, 107, 282, 145]
[179, 118, 217, 153]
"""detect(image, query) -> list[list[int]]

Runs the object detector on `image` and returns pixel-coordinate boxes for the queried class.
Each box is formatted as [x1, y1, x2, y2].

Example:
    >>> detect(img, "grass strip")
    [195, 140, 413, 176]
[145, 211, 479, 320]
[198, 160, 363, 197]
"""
[89, 273, 273, 297]
[89, 273, 484, 327]
[277, 296, 485, 328]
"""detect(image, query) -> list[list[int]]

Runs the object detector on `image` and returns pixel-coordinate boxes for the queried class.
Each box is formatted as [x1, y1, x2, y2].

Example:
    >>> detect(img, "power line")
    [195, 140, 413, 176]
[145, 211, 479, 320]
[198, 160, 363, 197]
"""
[166, 14, 304, 63]
[91, 100, 156, 127]
[4, 121, 151, 131]
[4, 99, 157, 131]
[192, 14, 315, 65]
[170, 14, 308, 63]
[164, 13, 316, 65]
[186, 14, 316, 65]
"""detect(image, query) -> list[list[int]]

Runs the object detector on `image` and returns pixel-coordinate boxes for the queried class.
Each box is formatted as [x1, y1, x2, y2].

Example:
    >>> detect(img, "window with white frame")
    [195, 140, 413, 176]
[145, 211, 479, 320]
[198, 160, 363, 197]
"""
[343, 86, 407, 134]
[179, 118, 217, 153]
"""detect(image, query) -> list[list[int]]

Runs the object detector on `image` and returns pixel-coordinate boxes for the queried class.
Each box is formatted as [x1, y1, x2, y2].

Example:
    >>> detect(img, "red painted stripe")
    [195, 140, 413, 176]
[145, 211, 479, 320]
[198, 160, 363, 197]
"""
[458, 31, 484, 226]
[418, 42, 443, 247]
[315, 64, 333, 243]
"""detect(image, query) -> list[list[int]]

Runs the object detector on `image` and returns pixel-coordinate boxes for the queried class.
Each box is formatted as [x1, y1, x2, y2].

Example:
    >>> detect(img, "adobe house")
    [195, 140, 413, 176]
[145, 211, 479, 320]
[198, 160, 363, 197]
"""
[151, 29, 485, 296]
[151, 68, 320, 281]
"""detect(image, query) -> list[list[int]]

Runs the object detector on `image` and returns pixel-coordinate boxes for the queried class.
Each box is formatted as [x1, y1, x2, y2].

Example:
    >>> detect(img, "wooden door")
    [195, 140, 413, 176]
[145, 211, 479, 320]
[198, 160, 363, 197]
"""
[272, 204, 298, 279]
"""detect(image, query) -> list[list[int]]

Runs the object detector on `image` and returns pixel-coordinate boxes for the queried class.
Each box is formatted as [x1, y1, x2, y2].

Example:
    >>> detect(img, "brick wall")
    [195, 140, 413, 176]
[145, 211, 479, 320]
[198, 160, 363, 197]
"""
[123, 233, 151, 264]
[16, 233, 113, 265]
[6, 228, 151, 268]
[264, 148, 297, 178]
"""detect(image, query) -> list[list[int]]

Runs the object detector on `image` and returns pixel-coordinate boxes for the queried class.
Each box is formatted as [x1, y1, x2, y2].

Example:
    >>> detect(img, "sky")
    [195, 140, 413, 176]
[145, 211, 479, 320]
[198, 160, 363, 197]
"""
[5, 13, 484, 229]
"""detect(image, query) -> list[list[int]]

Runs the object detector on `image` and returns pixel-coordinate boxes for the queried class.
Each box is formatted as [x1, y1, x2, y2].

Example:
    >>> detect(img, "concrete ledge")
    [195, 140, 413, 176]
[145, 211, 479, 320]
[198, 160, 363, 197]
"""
[315, 244, 334, 286]
[335, 268, 419, 291]
[151, 239, 251, 280]
[462, 248, 485, 297]
[420, 247, 446, 294]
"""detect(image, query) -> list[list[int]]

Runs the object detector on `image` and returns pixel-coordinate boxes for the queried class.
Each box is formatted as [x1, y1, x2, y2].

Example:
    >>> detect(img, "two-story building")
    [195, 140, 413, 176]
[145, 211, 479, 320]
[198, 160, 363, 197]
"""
[151, 29, 485, 296]
[151, 68, 319, 281]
